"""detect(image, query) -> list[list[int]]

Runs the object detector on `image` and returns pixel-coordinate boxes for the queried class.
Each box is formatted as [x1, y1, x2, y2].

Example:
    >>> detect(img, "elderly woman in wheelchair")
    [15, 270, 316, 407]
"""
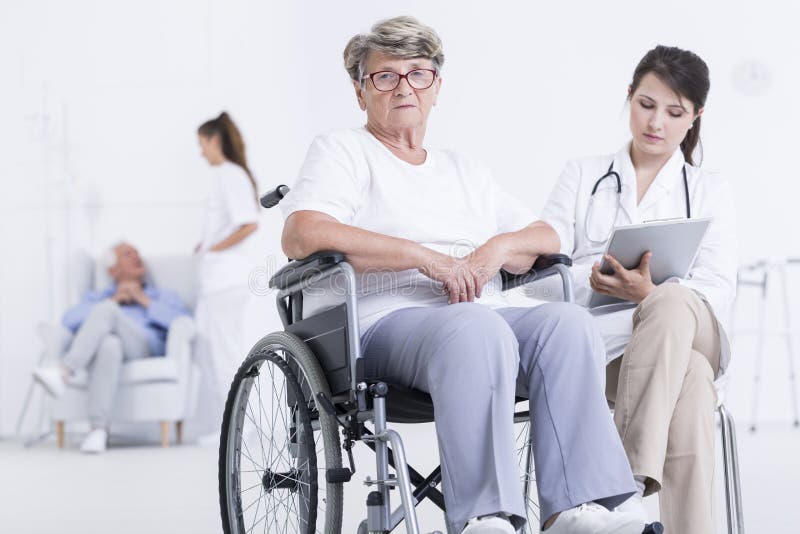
[218, 16, 654, 534]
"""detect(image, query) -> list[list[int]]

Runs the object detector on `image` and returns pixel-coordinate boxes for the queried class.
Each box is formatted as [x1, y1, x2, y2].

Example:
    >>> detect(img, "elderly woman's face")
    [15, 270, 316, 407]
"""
[355, 50, 441, 132]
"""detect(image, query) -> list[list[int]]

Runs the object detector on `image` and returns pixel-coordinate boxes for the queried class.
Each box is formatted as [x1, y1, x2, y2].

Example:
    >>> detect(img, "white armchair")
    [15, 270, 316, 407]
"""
[44, 253, 201, 448]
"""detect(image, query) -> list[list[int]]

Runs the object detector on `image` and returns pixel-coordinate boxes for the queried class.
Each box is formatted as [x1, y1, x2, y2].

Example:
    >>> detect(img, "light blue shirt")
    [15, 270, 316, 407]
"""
[62, 285, 190, 356]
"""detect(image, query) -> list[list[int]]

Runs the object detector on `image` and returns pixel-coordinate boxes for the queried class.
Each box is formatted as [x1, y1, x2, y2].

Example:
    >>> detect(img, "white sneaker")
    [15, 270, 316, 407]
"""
[545, 503, 644, 534]
[32, 366, 66, 397]
[80, 429, 108, 454]
[461, 515, 515, 534]
[615, 492, 648, 524]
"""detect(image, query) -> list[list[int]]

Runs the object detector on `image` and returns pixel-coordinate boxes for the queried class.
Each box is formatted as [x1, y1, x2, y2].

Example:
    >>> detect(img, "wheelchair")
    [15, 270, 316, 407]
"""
[218, 186, 743, 534]
[217, 187, 578, 534]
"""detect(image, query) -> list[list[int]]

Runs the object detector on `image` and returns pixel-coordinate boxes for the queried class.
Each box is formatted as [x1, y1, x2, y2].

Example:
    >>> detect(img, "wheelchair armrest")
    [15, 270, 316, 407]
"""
[500, 253, 572, 291]
[269, 250, 347, 291]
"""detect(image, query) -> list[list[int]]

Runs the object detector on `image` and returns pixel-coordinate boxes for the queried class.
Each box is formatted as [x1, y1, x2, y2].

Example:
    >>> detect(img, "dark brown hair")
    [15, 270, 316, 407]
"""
[629, 45, 710, 165]
[198, 112, 258, 202]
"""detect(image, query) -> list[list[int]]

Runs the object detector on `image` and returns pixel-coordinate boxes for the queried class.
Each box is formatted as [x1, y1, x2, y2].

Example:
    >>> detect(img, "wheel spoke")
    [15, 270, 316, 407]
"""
[224, 345, 338, 534]
[241, 481, 263, 493]
[254, 374, 269, 469]
[241, 487, 266, 516]
[515, 418, 540, 528]
[240, 440, 265, 473]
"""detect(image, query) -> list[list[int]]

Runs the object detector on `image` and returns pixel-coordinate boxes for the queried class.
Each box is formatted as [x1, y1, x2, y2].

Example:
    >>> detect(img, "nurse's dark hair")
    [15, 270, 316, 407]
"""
[198, 112, 258, 202]
[628, 45, 710, 166]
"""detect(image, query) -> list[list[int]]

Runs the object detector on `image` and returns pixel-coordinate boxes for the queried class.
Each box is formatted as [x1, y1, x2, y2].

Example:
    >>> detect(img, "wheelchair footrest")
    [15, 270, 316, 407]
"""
[326, 467, 353, 483]
[643, 522, 663, 534]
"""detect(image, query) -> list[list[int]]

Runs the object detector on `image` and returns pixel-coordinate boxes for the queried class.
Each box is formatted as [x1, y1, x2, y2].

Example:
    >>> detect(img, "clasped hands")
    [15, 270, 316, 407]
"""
[419, 237, 509, 305]
[112, 280, 150, 307]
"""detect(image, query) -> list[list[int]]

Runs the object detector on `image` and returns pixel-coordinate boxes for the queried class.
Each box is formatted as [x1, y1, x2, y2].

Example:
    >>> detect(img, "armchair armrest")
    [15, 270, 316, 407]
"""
[501, 254, 574, 302]
[164, 316, 196, 358]
[163, 315, 198, 419]
[269, 250, 346, 291]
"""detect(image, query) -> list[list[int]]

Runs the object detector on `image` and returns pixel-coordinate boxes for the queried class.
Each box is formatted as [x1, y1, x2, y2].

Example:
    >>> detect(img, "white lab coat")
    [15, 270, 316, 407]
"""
[194, 162, 259, 424]
[540, 143, 737, 377]
[197, 161, 259, 296]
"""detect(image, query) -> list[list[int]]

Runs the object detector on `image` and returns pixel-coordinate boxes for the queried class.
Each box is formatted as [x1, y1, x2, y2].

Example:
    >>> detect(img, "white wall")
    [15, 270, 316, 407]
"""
[2, 0, 800, 436]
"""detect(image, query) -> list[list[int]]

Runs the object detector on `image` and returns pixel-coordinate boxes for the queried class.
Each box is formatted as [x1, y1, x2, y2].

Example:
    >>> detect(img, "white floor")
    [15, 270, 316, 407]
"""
[0, 419, 797, 534]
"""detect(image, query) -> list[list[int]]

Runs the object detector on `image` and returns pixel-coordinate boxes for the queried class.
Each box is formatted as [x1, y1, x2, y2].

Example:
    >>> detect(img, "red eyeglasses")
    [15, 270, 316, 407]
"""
[361, 69, 437, 92]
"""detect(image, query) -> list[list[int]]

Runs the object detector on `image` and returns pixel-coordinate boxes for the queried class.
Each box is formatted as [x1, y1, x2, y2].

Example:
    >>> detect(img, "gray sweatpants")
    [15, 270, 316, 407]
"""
[360, 302, 636, 533]
[62, 299, 152, 427]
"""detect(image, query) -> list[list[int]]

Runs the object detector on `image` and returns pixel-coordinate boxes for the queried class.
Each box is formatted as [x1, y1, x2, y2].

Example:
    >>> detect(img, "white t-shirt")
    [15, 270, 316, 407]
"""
[198, 161, 259, 295]
[280, 127, 537, 332]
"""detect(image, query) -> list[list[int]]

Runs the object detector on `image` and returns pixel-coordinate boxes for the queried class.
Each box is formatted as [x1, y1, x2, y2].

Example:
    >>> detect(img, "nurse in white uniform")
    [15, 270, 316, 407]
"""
[540, 46, 737, 534]
[196, 112, 260, 410]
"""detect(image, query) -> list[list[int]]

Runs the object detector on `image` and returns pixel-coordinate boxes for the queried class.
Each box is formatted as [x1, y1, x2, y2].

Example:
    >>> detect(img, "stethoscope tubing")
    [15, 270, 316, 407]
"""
[584, 160, 691, 246]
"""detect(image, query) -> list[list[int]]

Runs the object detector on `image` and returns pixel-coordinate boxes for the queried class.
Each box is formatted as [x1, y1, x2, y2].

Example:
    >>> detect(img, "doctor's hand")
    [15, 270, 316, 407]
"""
[589, 252, 655, 304]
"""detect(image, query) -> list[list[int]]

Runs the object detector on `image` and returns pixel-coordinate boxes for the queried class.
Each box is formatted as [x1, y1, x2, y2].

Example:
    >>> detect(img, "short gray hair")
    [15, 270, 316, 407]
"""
[343, 16, 445, 84]
[101, 240, 127, 271]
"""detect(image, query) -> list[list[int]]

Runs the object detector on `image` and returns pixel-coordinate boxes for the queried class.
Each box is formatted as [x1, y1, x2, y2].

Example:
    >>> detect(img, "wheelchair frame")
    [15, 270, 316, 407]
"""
[268, 250, 573, 534]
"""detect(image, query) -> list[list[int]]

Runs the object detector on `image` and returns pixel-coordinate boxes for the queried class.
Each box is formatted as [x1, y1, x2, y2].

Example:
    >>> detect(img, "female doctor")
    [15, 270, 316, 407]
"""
[196, 112, 260, 413]
[540, 46, 737, 534]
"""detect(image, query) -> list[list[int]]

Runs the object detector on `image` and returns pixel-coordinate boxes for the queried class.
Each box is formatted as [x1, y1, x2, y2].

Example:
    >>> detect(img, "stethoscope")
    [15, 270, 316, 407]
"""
[584, 160, 691, 246]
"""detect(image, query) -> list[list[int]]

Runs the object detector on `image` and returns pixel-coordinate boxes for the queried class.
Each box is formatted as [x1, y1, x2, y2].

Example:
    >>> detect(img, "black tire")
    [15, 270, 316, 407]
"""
[219, 331, 344, 534]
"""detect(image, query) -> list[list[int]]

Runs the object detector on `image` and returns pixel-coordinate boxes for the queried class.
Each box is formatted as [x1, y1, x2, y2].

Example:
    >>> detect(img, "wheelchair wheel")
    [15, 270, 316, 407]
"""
[515, 416, 540, 533]
[219, 331, 344, 534]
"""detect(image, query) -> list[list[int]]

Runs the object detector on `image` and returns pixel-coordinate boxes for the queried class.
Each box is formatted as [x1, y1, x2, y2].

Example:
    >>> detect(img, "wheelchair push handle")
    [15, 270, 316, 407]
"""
[260, 184, 290, 209]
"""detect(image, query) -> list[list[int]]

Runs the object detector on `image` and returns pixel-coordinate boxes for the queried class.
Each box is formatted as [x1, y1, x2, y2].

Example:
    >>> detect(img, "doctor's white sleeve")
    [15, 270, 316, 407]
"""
[540, 159, 581, 256]
[674, 174, 738, 318]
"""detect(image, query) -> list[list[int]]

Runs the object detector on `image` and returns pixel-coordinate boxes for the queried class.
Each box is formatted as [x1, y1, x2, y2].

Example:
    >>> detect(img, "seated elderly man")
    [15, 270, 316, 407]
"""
[33, 242, 189, 453]
[281, 16, 643, 534]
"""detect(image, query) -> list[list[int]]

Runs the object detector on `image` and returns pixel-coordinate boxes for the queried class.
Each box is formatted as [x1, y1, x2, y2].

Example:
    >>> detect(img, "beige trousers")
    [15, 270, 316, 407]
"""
[606, 284, 720, 534]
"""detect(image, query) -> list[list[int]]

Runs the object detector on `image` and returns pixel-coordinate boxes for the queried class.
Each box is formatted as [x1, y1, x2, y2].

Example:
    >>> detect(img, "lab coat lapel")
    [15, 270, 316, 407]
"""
[637, 148, 686, 215]
[614, 145, 638, 224]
